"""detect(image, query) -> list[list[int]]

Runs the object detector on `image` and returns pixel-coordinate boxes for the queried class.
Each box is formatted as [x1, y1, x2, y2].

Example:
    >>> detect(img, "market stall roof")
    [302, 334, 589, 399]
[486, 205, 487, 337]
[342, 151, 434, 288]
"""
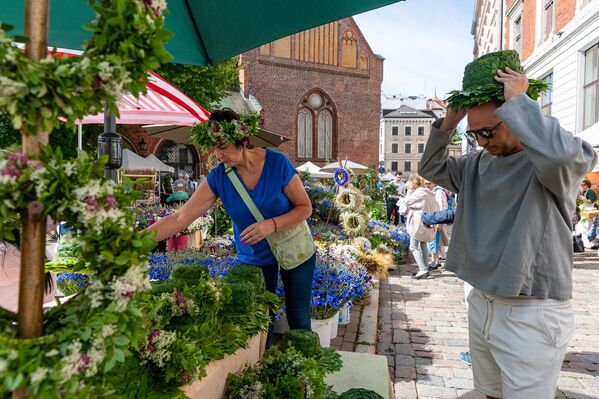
[296, 162, 333, 179]
[320, 160, 369, 175]
[121, 149, 174, 173]
[79, 72, 210, 125]
[145, 154, 176, 173]
[144, 124, 290, 148]
[4, 0, 405, 66]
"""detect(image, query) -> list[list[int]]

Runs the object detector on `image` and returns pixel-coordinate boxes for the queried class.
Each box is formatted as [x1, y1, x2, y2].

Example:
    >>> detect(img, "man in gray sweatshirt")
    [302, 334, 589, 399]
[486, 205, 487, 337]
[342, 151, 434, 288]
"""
[420, 66, 597, 399]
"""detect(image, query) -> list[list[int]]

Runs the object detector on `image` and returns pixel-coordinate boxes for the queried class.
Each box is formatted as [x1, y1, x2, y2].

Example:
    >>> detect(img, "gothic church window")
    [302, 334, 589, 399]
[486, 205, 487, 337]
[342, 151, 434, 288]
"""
[297, 90, 336, 160]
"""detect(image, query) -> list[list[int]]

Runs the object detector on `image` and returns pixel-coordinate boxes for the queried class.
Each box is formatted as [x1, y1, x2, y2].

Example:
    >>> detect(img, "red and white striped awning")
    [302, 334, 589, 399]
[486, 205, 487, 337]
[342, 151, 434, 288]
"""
[51, 48, 210, 126]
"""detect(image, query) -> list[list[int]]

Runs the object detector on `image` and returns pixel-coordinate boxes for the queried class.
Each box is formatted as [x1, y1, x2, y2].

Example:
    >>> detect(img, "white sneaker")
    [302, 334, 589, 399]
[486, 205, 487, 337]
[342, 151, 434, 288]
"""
[412, 270, 429, 280]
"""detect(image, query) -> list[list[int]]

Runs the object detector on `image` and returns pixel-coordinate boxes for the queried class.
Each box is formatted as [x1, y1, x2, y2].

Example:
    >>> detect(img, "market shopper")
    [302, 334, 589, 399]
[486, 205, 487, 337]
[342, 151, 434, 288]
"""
[146, 109, 315, 348]
[420, 50, 598, 399]
[404, 175, 438, 280]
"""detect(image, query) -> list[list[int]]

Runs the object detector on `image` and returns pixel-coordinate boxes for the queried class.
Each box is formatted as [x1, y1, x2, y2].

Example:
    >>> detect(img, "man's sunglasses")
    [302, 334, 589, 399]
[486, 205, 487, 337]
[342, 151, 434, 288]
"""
[465, 121, 502, 140]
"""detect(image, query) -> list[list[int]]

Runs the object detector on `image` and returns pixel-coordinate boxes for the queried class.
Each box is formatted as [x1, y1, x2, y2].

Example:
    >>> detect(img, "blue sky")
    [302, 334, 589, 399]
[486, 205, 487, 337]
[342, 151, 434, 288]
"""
[354, 0, 475, 100]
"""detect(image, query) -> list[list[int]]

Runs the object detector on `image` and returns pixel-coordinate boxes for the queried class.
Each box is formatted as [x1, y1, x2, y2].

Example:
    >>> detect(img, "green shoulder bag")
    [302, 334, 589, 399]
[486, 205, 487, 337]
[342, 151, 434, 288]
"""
[225, 167, 315, 270]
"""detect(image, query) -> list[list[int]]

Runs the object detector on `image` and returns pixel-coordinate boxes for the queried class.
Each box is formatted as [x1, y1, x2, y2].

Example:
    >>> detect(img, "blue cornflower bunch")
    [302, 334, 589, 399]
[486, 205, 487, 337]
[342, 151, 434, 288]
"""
[56, 272, 89, 296]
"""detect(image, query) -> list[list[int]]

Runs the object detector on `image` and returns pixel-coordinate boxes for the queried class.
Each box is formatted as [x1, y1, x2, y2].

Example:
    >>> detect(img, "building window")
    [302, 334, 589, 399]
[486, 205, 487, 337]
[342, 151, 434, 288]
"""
[513, 15, 522, 55]
[540, 73, 553, 116]
[584, 44, 599, 129]
[296, 90, 336, 160]
[391, 144, 398, 153]
[404, 161, 411, 172]
[391, 161, 398, 172]
[418, 126, 425, 136]
[405, 126, 412, 136]
[317, 109, 333, 159]
[542, 0, 554, 42]
[297, 108, 313, 158]
[405, 143, 412, 153]
[418, 143, 425, 153]
[392, 126, 398, 136]
[158, 140, 198, 178]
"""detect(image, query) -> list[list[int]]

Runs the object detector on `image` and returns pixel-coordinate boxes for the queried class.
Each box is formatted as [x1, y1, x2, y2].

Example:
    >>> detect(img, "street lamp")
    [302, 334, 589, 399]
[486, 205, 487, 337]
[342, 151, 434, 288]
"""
[139, 138, 148, 155]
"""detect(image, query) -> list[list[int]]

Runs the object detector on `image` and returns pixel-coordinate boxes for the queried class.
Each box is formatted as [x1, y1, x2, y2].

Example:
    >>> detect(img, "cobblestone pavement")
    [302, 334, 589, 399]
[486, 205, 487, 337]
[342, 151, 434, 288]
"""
[376, 252, 599, 399]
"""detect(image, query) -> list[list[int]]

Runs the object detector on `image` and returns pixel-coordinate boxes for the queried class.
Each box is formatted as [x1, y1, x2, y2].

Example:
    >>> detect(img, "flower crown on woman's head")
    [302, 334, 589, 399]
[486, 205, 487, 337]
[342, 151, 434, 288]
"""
[191, 112, 260, 151]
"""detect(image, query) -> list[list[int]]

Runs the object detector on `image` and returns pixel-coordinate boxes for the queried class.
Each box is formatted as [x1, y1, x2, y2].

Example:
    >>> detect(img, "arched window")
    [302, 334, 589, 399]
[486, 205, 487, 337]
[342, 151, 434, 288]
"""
[157, 140, 199, 177]
[296, 90, 336, 161]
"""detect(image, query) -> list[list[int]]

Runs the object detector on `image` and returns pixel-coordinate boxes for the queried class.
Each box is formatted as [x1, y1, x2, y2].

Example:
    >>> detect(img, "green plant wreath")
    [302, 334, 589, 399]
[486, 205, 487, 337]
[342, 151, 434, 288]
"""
[0, 0, 172, 134]
[0, 0, 170, 396]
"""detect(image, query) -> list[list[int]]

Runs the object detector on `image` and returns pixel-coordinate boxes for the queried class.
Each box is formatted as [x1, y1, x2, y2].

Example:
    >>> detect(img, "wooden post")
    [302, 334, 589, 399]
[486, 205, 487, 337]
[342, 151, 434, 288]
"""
[14, 2, 50, 398]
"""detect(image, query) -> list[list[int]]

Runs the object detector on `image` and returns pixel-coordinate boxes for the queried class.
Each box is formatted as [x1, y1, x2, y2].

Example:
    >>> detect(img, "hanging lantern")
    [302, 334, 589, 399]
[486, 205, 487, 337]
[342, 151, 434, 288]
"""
[97, 132, 122, 169]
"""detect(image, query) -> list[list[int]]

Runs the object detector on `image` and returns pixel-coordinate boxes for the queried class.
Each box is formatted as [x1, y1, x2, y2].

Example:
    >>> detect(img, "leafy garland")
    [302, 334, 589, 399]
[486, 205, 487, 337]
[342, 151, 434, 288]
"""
[0, 148, 157, 397]
[0, 0, 172, 396]
[0, 0, 171, 134]
[191, 113, 260, 151]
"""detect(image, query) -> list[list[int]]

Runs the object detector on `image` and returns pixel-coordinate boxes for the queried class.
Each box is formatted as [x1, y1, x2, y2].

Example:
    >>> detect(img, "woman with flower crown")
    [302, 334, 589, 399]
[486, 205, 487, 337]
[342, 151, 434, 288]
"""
[147, 108, 314, 348]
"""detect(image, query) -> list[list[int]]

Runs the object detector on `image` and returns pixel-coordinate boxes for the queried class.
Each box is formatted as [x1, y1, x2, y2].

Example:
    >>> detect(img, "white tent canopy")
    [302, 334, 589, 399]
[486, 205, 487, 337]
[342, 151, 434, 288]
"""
[145, 154, 176, 173]
[296, 161, 333, 178]
[380, 172, 396, 181]
[320, 160, 369, 175]
[121, 149, 174, 173]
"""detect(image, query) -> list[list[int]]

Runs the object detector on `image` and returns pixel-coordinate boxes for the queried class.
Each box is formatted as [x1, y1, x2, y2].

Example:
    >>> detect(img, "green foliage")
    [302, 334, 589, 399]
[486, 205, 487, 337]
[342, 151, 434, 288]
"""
[158, 58, 240, 109]
[208, 198, 233, 237]
[446, 50, 548, 110]
[225, 264, 266, 292]
[350, 166, 384, 204]
[227, 347, 339, 399]
[170, 263, 209, 282]
[281, 329, 322, 359]
[338, 388, 384, 399]
[367, 202, 386, 222]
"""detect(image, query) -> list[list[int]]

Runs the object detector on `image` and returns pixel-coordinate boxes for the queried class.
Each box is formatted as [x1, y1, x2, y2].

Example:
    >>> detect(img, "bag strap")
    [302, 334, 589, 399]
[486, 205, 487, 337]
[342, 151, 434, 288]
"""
[225, 166, 265, 222]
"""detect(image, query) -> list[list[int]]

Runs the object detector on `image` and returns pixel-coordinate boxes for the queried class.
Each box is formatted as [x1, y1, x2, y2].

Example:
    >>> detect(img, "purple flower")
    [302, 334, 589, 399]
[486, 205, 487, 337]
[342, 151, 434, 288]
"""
[7, 152, 28, 164]
[1, 166, 21, 178]
[210, 123, 221, 133]
[78, 354, 90, 372]
[105, 194, 118, 209]
[83, 195, 98, 212]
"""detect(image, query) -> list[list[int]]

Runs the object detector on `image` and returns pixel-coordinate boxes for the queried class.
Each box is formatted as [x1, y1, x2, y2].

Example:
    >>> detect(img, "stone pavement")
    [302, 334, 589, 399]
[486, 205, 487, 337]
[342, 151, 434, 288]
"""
[373, 251, 599, 399]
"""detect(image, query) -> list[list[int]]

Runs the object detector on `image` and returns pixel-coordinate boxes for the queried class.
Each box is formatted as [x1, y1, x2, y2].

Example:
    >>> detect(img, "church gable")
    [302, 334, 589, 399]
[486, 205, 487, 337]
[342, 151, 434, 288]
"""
[256, 17, 375, 71]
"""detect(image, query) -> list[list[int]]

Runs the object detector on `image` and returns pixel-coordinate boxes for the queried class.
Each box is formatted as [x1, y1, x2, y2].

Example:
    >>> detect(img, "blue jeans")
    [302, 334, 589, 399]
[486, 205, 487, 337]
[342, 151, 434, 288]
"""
[410, 236, 429, 272]
[258, 253, 316, 348]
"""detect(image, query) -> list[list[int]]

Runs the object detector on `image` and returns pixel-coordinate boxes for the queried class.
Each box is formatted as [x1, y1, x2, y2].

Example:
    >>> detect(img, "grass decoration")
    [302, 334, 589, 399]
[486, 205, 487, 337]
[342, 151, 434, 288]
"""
[446, 50, 548, 110]
[356, 246, 395, 278]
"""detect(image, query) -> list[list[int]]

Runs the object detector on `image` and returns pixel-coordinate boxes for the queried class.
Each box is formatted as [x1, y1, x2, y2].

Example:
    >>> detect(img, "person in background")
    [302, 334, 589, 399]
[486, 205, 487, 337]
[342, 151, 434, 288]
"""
[579, 179, 597, 207]
[0, 225, 56, 313]
[424, 180, 448, 271]
[146, 108, 314, 349]
[404, 175, 438, 280]
[386, 172, 405, 226]
[166, 182, 189, 205]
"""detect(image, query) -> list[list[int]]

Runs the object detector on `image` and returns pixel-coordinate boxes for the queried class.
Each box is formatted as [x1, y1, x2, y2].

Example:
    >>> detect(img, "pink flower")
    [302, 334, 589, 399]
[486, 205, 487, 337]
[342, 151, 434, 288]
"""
[105, 194, 118, 209]
[181, 372, 190, 383]
[7, 152, 28, 164]
[83, 195, 98, 212]
[1, 166, 21, 178]
[78, 354, 91, 372]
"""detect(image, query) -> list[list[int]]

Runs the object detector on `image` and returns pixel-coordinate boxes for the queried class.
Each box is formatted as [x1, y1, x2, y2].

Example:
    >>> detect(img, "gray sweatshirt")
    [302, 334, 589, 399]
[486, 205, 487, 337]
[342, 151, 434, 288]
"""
[419, 94, 597, 300]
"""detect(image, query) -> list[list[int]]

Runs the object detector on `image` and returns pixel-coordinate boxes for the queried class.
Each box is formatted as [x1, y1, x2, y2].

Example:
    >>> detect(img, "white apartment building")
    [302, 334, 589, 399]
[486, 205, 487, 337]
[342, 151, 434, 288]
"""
[472, 0, 599, 146]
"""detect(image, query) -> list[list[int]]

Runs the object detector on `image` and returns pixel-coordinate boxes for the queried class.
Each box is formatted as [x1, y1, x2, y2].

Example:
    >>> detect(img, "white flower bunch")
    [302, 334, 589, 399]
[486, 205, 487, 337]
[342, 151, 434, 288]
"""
[140, 330, 177, 368]
[110, 264, 151, 312]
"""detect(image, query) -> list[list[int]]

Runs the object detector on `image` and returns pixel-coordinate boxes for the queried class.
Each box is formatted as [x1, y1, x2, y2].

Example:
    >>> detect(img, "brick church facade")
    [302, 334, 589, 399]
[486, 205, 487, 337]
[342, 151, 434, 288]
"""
[240, 17, 384, 167]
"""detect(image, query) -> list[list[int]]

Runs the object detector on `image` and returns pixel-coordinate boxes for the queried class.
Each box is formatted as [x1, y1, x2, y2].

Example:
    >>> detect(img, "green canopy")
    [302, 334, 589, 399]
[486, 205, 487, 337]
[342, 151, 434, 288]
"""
[1, 0, 404, 66]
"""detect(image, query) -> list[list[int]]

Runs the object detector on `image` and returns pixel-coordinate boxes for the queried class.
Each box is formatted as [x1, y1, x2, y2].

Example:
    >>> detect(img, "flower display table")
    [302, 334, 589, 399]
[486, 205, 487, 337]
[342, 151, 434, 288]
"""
[182, 333, 266, 399]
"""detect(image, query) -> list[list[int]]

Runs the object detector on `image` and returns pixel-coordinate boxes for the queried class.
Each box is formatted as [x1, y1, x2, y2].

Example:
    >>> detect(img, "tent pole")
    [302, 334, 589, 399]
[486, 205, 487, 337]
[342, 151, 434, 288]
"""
[77, 122, 83, 150]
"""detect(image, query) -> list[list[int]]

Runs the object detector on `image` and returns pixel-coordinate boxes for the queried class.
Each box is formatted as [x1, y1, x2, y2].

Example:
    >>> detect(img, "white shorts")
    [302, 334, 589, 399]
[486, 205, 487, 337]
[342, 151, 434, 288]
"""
[467, 288, 574, 399]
